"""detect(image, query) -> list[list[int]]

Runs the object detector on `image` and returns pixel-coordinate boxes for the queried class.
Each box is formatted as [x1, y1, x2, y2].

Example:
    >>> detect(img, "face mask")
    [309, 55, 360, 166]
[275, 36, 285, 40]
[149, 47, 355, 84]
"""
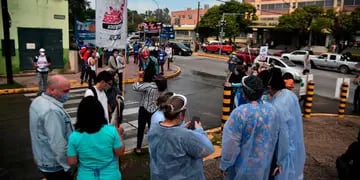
[104, 84, 111, 91]
[40, 52, 45, 56]
[59, 93, 69, 103]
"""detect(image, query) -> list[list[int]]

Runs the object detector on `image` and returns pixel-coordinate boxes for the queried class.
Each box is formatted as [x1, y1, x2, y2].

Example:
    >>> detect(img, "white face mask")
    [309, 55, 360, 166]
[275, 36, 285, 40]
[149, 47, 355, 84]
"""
[40, 52, 45, 56]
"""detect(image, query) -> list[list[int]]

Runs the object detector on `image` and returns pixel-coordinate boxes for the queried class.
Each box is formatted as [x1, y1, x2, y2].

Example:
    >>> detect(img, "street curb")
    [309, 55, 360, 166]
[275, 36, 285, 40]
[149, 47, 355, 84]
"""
[193, 52, 228, 61]
[0, 65, 181, 95]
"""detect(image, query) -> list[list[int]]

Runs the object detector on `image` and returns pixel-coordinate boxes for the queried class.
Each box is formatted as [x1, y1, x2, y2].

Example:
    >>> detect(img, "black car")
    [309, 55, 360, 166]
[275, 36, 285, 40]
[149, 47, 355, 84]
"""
[169, 42, 192, 56]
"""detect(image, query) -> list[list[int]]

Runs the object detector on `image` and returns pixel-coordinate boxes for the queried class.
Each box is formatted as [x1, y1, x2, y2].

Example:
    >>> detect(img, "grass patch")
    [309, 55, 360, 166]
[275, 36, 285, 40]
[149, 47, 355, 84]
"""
[120, 148, 150, 180]
[0, 82, 24, 89]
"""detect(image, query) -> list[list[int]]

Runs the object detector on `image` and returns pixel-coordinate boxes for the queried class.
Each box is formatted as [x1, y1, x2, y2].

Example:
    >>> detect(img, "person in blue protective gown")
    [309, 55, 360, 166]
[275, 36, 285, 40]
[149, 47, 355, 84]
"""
[220, 75, 280, 180]
[268, 68, 306, 180]
[147, 94, 214, 180]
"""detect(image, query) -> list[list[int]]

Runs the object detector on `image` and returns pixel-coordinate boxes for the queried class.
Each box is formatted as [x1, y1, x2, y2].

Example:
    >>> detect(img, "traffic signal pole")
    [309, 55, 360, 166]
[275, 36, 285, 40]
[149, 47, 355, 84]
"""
[1, 0, 14, 84]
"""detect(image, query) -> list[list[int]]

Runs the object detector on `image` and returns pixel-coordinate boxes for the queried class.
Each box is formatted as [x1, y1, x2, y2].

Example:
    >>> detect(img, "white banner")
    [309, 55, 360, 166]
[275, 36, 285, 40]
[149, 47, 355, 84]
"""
[259, 46, 268, 61]
[96, 0, 127, 49]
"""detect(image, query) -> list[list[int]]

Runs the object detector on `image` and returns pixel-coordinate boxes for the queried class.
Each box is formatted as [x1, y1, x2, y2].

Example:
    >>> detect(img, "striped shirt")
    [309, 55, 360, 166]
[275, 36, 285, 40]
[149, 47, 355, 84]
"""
[132, 82, 159, 113]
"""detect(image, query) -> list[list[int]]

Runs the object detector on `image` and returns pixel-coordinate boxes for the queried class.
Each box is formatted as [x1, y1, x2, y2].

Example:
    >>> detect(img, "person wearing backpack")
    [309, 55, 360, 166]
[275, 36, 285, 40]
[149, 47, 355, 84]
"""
[84, 71, 114, 124]
[33, 48, 51, 95]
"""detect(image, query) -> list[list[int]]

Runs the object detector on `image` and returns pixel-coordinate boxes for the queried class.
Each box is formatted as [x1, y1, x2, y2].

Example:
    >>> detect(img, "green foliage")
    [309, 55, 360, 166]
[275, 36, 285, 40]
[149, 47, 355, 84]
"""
[198, 0, 257, 39]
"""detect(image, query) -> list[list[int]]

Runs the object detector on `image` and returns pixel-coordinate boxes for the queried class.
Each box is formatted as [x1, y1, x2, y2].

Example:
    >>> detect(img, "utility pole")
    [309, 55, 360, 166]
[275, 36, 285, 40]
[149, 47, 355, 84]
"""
[1, 0, 14, 84]
[219, 13, 242, 55]
[196, 0, 200, 51]
[219, 14, 225, 55]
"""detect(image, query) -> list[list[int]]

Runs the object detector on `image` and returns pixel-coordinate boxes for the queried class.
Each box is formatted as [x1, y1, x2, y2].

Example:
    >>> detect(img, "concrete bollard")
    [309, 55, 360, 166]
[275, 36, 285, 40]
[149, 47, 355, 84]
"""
[303, 81, 315, 119]
[222, 85, 232, 129]
[338, 83, 349, 119]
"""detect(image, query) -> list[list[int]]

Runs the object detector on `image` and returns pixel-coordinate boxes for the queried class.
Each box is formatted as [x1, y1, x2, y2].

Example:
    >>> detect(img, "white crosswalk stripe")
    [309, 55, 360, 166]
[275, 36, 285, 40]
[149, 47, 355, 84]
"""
[25, 87, 145, 151]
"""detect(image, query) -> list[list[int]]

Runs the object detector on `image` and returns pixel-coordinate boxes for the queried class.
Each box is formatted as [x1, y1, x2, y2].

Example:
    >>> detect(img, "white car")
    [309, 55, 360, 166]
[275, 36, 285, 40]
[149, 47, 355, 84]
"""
[255, 55, 303, 81]
[281, 50, 314, 63]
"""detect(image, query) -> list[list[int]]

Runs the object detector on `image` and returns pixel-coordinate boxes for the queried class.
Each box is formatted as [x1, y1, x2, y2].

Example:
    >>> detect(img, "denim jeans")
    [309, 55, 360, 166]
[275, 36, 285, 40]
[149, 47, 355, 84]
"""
[37, 72, 48, 92]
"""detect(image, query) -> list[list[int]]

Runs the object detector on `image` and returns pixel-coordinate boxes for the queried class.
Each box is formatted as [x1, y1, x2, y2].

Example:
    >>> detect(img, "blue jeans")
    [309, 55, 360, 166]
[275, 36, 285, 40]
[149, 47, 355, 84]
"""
[37, 72, 48, 92]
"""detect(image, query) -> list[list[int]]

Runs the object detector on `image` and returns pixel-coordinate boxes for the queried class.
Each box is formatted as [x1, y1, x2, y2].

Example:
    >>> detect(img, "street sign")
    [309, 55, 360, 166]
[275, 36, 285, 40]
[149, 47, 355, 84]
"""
[160, 24, 175, 40]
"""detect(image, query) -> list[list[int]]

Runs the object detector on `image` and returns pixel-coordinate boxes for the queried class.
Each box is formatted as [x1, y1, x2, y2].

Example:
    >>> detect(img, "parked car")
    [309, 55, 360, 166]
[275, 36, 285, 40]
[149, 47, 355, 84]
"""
[310, 53, 360, 74]
[202, 42, 233, 54]
[281, 50, 314, 63]
[236, 48, 259, 64]
[254, 55, 303, 81]
[168, 42, 192, 56]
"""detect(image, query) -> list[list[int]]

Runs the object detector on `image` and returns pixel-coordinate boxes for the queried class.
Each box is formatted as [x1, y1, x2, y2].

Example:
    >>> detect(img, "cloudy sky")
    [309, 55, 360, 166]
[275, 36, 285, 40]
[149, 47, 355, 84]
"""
[89, 0, 224, 13]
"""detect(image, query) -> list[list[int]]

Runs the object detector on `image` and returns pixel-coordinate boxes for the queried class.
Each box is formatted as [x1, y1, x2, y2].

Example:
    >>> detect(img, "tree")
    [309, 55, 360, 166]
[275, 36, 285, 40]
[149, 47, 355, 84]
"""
[128, 10, 145, 32]
[276, 5, 332, 47]
[198, 0, 256, 41]
[69, 0, 90, 29]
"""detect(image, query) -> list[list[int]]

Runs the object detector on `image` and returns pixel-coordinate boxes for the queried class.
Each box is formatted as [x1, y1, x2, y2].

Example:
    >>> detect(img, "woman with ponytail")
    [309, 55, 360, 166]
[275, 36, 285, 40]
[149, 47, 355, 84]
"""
[147, 94, 214, 180]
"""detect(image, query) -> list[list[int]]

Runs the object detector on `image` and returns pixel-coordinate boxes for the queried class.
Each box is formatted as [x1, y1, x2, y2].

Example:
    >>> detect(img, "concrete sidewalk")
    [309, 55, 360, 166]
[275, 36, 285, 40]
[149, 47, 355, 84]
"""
[0, 61, 181, 95]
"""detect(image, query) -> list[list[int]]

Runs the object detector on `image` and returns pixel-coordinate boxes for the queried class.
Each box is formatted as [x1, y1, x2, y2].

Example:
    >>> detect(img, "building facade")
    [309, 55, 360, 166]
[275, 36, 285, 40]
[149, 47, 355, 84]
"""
[246, 0, 360, 25]
[170, 4, 209, 46]
[0, 0, 69, 75]
[244, 0, 360, 46]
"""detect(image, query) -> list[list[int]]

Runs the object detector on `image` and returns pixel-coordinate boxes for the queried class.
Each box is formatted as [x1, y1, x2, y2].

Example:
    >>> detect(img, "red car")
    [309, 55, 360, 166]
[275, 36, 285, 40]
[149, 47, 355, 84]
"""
[236, 48, 259, 64]
[203, 42, 233, 54]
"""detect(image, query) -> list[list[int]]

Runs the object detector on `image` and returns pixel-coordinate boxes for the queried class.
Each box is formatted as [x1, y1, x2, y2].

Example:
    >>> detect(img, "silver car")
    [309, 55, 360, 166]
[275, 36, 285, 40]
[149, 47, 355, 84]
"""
[255, 55, 303, 81]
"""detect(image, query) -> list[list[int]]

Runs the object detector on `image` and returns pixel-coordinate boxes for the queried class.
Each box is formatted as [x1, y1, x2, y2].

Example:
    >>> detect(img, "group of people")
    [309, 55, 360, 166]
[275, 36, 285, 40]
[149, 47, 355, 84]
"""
[223, 54, 306, 179]
[29, 70, 125, 180]
[130, 41, 173, 75]
[29, 43, 214, 180]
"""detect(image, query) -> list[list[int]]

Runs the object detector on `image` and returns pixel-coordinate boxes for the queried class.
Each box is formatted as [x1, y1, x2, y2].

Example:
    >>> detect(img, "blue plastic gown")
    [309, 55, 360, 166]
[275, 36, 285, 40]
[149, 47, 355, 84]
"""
[270, 89, 306, 180]
[148, 124, 214, 180]
[220, 101, 280, 180]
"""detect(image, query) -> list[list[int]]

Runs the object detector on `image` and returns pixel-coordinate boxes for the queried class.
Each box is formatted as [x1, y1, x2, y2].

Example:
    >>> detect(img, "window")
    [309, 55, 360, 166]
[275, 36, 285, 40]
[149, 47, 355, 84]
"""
[273, 59, 285, 67]
[324, 0, 334, 6]
[188, 14, 192, 19]
[329, 55, 337, 60]
[319, 54, 328, 59]
[344, 0, 354, 5]
[356, 0, 360, 5]
[182, 15, 185, 18]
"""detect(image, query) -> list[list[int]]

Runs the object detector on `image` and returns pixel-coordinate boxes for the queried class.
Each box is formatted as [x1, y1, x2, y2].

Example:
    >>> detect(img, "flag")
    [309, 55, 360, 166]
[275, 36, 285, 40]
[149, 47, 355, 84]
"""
[96, 0, 127, 49]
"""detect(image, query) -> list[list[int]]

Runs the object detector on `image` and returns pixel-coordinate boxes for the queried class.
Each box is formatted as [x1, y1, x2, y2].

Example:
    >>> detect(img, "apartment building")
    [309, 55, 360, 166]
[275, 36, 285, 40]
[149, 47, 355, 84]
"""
[246, 0, 360, 26]
[170, 4, 209, 44]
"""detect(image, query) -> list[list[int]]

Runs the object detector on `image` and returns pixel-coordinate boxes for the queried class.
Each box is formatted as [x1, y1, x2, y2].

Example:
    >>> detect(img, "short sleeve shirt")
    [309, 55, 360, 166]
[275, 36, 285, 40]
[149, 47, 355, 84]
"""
[67, 125, 122, 179]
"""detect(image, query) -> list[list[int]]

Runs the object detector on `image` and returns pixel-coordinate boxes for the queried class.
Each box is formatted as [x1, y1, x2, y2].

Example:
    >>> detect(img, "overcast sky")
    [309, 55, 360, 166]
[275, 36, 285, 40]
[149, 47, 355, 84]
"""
[89, 0, 223, 13]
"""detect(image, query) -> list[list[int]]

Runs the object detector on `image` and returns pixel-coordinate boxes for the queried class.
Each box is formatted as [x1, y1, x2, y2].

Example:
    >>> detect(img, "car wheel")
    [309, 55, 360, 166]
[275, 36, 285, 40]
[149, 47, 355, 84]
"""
[339, 65, 350, 74]
[179, 51, 183, 56]
[203, 48, 207, 52]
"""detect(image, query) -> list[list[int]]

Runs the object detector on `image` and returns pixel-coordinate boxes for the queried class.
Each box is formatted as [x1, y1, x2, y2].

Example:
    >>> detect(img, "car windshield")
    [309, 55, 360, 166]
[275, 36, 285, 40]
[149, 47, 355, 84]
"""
[280, 58, 296, 67]
[176, 42, 188, 49]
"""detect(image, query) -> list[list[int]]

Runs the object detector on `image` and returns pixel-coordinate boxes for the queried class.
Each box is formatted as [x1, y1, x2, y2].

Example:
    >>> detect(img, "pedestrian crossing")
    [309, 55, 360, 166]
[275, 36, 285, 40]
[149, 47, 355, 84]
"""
[25, 88, 147, 151]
